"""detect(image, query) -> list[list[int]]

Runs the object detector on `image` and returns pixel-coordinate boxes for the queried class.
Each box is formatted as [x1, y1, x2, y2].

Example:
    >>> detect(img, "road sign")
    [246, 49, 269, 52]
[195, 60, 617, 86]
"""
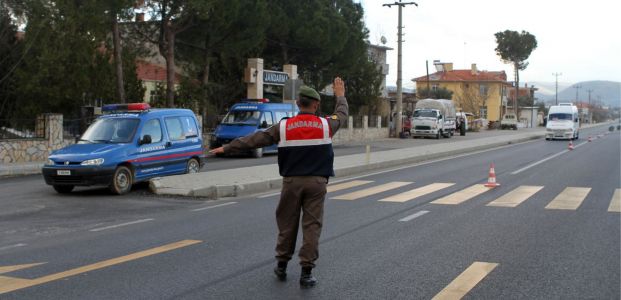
[263, 71, 289, 86]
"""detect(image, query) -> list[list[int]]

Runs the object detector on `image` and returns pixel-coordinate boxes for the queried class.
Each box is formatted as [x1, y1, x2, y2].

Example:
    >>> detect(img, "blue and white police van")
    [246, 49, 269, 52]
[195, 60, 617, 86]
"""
[210, 99, 298, 158]
[42, 103, 206, 195]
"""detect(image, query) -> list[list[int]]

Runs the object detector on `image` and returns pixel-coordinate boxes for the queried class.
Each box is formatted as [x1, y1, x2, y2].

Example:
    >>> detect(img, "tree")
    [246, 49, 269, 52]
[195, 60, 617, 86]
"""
[495, 30, 537, 118]
[138, 0, 210, 107]
[175, 0, 269, 116]
[416, 87, 454, 100]
[451, 84, 490, 118]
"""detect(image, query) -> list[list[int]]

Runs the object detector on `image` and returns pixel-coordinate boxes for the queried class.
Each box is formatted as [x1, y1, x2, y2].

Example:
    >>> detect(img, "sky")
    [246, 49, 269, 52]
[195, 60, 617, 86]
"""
[358, 0, 621, 89]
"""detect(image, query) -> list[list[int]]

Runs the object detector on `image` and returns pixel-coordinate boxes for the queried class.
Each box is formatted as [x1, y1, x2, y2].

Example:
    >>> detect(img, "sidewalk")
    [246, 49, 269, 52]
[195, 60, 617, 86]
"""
[150, 129, 547, 199]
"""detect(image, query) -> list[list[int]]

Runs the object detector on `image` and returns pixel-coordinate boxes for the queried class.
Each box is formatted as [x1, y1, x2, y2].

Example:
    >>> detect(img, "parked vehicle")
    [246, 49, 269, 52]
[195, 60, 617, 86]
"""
[545, 103, 580, 140]
[412, 99, 457, 139]
[455, 112, 471, 136]
[210, 100, 298, 158]
[42, 103, 205, 195]
[500, 113, 518, 130]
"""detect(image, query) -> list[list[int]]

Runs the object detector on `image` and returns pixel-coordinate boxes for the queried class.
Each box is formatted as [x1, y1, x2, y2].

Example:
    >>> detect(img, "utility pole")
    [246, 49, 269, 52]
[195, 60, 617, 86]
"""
[573, 84, 582, 104]
[587, 89, 593, 123]
[552, 72, 562, 105]
[384, 0, 417, 137]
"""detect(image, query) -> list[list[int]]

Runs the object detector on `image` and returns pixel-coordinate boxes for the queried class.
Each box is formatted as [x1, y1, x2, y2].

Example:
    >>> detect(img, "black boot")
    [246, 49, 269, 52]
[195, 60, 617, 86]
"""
[299, 267, 317, 288]
[273, 261, 287, 281]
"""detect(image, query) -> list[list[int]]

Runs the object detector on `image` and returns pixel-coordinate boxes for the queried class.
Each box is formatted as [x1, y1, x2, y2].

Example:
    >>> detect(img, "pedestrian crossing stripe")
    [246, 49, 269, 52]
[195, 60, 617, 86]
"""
[331, 182, 412, 201]
[328, 180, 618, 212]
[486, 186, 544, 208]
[432, 261, 498, 300]
[430, 184, 491, 205]
[379, 183, 455, 203]
[608, 189, 621, 213]
[545, 187, 591, 210]
[327, 180, 373, 193]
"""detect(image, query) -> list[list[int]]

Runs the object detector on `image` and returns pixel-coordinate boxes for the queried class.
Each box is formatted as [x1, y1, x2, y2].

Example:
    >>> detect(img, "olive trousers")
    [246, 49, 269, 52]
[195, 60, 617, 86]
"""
[275, 176, 328, 268]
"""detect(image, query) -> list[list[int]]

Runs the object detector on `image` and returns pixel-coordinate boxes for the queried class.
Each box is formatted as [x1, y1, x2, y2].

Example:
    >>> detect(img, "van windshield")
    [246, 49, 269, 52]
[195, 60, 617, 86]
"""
[549, 113, 572, 121]
[222, 110, 261, 125]
[80, 118, 139, 143]
[414, 110, 437, 118]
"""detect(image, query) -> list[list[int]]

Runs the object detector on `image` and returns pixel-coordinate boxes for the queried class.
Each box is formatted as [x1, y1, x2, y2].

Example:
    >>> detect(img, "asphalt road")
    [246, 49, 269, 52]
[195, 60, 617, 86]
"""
[0, 125, 619, 299]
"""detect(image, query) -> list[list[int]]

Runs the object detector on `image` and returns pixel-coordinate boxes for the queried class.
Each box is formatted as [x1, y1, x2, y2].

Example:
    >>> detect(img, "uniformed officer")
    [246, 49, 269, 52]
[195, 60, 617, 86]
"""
[210, 77, 348, 287]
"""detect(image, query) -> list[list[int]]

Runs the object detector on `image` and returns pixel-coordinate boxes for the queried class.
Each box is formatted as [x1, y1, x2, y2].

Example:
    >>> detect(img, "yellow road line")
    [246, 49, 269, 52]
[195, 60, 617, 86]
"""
[379, 183, 455, 203]
[431, 184, 490, 205]
[432, 261, 499, 300]
[0, 240, 201, 294]
[0, 263, 46, 275]
[331, 182, 412, 200]
[486, 186, 544, 208]
[545, 187, 591, 210]
[608, 189, 621, 213]
[327, 180, 373, 193]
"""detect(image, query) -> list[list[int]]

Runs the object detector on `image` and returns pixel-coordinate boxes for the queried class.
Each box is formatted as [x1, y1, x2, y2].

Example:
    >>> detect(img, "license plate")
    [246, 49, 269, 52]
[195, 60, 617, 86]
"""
[57, 170, 71, 176]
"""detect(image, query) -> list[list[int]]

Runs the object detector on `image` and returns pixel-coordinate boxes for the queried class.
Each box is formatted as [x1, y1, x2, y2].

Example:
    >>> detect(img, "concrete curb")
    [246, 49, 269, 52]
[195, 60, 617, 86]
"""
[150, 131, 545, 199]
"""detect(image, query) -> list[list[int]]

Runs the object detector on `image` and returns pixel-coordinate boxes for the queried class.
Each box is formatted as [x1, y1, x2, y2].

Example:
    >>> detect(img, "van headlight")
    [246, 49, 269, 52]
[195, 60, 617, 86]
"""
[46, 159, 55, 166]
[81, 158, 104, 166]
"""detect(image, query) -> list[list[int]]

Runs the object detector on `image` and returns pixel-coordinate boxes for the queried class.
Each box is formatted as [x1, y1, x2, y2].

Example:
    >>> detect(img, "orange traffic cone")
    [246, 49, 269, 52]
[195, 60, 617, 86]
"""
[568, 140, 574, 150]
[484, 163, 500, 187]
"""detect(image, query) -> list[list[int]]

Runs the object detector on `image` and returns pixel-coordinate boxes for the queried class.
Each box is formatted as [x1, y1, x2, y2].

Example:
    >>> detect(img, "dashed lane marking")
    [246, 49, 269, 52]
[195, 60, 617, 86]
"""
[379, 183, 455, 203]
[191, 202, 237, 212]
[432, 261, 499, 300]
[545, 187, 591, 210]
[398, 210, 429, 222]
[430, 184, 491, 205]
[486, 186, 544, 208]
[331, 182, 412, 201]
[608, 189, 621, 213]
[0, 240, 202, 294]
[0, 244, 27, 252]
[89, 219, 154, 232]
[327, 180, 373, 193]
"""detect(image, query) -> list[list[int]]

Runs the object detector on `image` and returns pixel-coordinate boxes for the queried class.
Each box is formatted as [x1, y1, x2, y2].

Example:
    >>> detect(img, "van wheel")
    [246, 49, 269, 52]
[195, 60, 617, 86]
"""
[186, 158, 200, 174]
[251, 148, 263, 158]
[109, 166, 132, 195]
[53, 185, 74, 194]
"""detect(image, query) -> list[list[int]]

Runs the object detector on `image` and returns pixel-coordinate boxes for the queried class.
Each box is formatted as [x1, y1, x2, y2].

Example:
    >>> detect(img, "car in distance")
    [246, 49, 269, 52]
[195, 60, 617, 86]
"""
[500, 113, 518, 130]
[42, 103, 205, 195]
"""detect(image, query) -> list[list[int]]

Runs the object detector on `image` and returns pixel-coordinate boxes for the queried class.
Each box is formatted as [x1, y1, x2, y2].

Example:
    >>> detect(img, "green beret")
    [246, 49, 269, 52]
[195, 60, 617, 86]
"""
[299, 85, 321, 101]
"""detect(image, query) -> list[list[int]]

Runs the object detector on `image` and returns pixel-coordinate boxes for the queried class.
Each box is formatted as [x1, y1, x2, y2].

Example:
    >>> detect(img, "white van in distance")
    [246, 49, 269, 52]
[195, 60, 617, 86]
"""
[546, 103, 580, 140]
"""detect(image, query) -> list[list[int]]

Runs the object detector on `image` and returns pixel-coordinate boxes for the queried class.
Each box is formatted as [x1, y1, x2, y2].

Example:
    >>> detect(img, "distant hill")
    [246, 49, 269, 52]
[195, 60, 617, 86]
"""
[533, 80, 621, 108]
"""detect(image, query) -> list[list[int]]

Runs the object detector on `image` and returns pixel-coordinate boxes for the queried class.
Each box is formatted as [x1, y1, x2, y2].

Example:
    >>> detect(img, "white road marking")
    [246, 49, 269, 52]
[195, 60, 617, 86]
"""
[191, 202, 237, 211]
[0, 243, 27, 251]
[511, 141, 587, 175]
[398, 210, 430, 222]
[90, 219, 154, 232]
[257, 142, 529, 199]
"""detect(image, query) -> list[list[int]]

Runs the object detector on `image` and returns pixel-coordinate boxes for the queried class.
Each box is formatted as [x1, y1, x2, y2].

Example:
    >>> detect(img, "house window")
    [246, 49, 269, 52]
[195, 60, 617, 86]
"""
[432, 84, 439, 91]
[479, 106, 488, 119]
[479, 84, 489, 97]
[149, 90, 159, 103]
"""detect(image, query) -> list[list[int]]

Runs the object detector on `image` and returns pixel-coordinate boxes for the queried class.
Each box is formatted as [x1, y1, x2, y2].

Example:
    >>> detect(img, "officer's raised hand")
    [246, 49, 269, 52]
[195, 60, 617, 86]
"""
[334, 77, 345, 97]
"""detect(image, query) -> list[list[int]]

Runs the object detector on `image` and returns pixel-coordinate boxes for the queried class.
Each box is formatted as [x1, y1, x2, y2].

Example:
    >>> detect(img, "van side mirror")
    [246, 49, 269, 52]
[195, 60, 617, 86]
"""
[438, 115, 443, 120]
[260, 121, 268, 128]
[140, 134, 152, 145]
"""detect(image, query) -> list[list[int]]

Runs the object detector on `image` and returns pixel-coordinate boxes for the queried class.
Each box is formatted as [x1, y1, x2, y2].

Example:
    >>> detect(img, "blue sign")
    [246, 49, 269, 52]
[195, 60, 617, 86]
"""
[263, 71, 289, 85]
